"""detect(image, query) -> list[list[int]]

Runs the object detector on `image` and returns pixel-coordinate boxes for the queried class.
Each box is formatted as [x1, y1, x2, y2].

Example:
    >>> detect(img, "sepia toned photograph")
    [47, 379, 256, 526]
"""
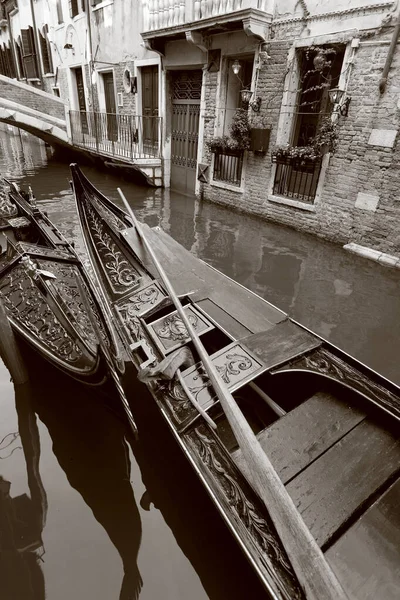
[0, 1, 400, 599]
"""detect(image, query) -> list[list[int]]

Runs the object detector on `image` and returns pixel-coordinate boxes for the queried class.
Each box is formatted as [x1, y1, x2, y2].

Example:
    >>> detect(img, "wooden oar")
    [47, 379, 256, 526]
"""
[117, 188, 348, 600]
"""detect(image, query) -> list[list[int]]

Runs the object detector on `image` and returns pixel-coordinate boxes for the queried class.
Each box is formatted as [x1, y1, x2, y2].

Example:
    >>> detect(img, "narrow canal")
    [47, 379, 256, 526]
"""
[1, 127, 400, 600]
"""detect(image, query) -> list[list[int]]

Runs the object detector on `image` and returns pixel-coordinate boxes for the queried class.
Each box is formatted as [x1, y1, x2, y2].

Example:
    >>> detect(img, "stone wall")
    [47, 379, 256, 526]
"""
[200, 23, 400, 257]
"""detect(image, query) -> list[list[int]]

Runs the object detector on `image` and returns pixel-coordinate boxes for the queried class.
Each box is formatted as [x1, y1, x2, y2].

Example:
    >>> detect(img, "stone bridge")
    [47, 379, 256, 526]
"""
[0, 75, 69, 147]
[0, 75, 162, 185]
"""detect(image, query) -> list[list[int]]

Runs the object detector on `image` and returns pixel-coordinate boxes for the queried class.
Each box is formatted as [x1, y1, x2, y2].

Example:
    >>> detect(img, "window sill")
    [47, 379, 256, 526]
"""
[27, 78, 41, 82]
[267, 194, 316, 212]
[92, 0, 114, 11]
[210, 180, 244, 194]
[43, 73, 55, 78]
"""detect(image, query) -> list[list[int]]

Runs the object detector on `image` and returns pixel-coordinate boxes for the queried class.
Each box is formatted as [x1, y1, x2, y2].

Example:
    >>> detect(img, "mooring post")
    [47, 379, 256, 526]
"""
[0, 297, 29, 385]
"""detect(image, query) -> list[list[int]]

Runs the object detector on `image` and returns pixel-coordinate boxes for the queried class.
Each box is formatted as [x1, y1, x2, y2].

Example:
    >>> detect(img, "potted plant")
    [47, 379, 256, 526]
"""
[272, 144, 321, 165]
[311, 117, 338, 155]
[206, 108, 251, 154]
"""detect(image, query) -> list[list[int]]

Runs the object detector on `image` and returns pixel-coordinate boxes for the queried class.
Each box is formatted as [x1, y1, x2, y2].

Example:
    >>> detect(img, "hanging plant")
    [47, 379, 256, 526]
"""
[311, 117, 338, 154]
[206, 108, 251, 153]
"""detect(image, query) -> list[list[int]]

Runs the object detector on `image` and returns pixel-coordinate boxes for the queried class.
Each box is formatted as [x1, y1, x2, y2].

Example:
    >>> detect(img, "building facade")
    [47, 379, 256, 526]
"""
[0, 0, 399, 258]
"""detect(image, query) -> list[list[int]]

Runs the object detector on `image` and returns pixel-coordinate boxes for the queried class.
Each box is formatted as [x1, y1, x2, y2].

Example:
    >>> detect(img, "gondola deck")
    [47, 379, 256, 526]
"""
[71, 163, 400, 600]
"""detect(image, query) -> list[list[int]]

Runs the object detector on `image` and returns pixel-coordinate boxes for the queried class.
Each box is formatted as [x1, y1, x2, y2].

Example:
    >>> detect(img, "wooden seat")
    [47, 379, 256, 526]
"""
[233, 391, 400, 548]
[325, 477, 400, 600]
[232, 391, 366, 484]
[287, 418, 400, 547]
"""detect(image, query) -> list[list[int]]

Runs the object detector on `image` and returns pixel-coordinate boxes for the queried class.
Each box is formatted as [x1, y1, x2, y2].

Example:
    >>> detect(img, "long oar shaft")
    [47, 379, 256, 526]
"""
[117, 188, 348, 600]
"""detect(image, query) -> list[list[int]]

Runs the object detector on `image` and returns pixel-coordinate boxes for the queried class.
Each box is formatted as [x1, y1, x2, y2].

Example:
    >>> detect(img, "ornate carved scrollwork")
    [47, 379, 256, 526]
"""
[187, 425, 302, 599]
[85, 200, 141, 294]
[0, 263, 85, 364]
[273, 347, 400, 419]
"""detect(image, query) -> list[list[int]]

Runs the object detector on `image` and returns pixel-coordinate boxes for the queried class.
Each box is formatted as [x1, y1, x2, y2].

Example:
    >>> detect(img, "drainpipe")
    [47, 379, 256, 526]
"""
[29, 0, 44, 85]
[84, 0, 95, 110]
[379, 16, 400, 93]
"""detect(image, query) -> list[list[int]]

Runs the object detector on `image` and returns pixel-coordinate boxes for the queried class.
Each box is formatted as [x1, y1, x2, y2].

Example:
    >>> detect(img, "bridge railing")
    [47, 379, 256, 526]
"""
[69, 110, 162, 160]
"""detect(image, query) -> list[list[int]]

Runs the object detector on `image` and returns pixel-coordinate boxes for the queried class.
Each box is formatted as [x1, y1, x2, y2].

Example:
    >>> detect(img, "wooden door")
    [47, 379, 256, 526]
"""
[141, 66, 158, 152]
[170, 70, 202, 193]
[103, 72, 117, 141]
[74, 67, 88, 133]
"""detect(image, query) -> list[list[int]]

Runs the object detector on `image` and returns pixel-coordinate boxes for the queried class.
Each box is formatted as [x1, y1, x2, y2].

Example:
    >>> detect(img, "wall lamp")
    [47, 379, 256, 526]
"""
[328, 87, 351, 117]
[240, 89, 262, 112]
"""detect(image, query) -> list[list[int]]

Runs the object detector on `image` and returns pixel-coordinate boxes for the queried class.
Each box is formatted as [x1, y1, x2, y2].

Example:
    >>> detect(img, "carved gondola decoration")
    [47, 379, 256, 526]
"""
[71, 163, 400, 600]
[0, 180, 124, 389]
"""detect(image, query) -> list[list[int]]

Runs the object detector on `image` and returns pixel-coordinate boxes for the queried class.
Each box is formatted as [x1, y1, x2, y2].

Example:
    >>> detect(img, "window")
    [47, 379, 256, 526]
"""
[272, 45, 346, 204]
[20, 27, 39, 80]
[39, 25, 54, 74]
[69, 0, 85, 17]
[52, 87, 60, 97]
[223, 57, 253, 135]
[0, 44, 16, 78]
[56, 0, 64, 24]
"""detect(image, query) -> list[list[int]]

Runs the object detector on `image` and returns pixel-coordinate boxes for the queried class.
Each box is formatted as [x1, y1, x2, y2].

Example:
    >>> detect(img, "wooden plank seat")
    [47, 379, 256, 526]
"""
[287, 418, 400, 547]
[233, 391, 400, 548]
[232, 392, 366, 484]
[325, 477, 400, 600]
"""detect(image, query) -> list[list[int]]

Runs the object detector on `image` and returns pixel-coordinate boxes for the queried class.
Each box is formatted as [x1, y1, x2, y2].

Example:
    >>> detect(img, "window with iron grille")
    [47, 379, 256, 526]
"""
[20, 27, 39, 80]
[272, 45, 345, 204]
[213, 149, 244, 187]
[39, 25, 53, 74]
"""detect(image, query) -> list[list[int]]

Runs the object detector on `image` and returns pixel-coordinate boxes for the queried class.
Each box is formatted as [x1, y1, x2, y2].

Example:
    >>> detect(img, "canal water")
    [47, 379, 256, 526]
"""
[1, 127, 400, 600]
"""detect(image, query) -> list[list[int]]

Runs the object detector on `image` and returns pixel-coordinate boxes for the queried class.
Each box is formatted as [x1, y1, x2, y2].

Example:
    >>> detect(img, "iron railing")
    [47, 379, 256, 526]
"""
[69, 110, 162, 160]
[213, 149, 244, 187]
[272, 157, 322, 203]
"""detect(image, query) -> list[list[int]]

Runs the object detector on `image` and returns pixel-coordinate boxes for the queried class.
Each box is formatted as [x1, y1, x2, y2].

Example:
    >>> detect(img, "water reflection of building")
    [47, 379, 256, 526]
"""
[0, 125, 47, 178]
[1, 385, 47, 599]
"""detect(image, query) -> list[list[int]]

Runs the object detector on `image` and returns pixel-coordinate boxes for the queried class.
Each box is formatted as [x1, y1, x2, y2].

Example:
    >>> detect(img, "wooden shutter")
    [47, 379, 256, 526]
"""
[21, 27, 38, 79]
[15, 37, 25, 79]
[39, 26, 53, 74]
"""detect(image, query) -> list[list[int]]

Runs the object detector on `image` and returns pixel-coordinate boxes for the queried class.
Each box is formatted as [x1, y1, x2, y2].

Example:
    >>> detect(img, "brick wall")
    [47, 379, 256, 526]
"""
[200, 24, 400, 257]
[0, 76, 65, 121]
[114, 61, 137, 115]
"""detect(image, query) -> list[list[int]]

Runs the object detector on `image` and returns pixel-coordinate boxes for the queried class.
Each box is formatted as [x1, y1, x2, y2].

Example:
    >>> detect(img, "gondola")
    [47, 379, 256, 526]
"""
[71, 163, 400, 600]
[0, 179, 123, 389]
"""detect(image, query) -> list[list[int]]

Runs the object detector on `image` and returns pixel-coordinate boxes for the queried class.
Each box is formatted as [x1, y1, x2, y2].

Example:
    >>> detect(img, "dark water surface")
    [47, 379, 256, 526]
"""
[1, 128, 400, 599]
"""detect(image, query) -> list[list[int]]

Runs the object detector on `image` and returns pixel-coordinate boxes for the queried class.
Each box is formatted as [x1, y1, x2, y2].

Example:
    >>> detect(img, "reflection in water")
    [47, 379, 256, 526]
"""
[1, 385, 46, 599]
[30, 373, 143, 600]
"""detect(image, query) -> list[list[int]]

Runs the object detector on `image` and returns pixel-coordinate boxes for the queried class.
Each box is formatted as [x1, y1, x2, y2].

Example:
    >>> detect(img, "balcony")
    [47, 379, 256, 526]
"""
[142, 0, 272, 50]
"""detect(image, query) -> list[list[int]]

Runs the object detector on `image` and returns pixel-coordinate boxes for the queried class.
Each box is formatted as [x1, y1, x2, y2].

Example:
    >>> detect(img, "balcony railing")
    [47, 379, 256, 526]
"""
[144, 0, 269, 31]
[272, 157, 322, 204]
[69, 111, 162, 160]
[213, 148, 244, 186]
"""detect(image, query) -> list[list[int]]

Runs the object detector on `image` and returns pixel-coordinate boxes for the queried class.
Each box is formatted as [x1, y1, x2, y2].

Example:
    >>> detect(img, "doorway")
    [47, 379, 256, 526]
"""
[170, 70, 202, 193]
[72, 66, 88, 134]
[101, 71, 117, 141]
[141, 65, 159, 154]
